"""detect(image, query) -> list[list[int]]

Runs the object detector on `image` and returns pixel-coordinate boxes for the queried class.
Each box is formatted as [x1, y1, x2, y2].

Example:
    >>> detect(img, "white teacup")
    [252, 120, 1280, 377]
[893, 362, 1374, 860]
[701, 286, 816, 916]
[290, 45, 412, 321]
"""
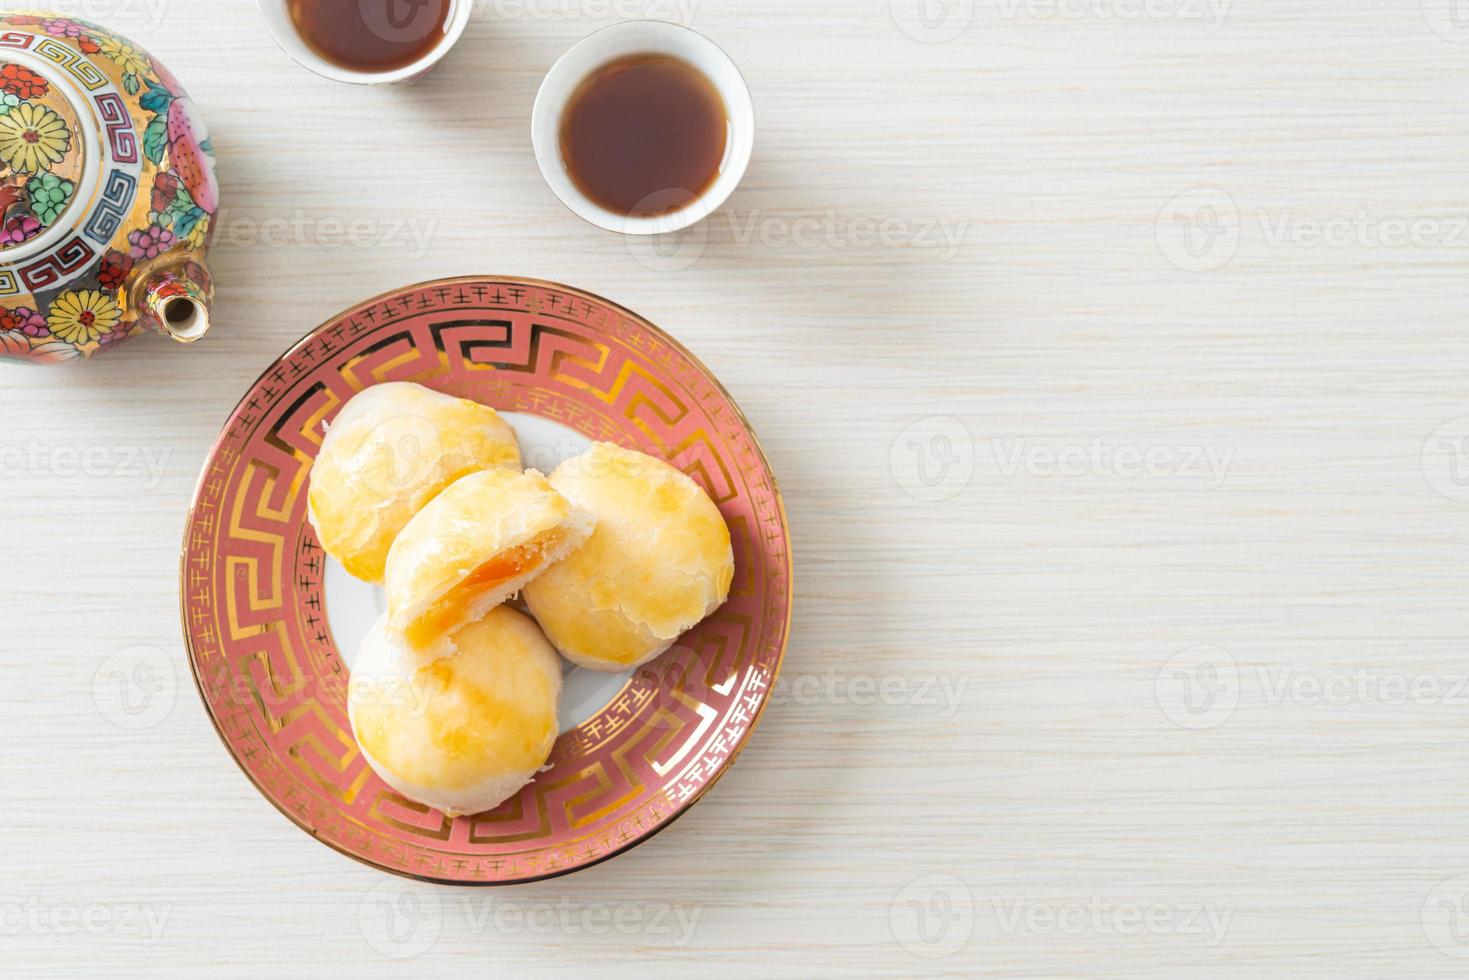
[532, 21, 755, 236]
[257, 0, 473, 85]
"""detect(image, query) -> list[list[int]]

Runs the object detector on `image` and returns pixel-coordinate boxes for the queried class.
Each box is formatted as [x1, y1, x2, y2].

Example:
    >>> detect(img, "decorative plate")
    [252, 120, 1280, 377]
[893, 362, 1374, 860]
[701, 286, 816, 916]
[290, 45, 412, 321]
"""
[181, 277, 792, 885]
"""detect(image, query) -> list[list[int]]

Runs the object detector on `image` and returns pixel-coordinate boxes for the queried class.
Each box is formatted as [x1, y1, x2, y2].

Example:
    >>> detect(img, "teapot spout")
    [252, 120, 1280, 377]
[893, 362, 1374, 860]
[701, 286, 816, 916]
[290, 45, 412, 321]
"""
[141, 269, 211, 343]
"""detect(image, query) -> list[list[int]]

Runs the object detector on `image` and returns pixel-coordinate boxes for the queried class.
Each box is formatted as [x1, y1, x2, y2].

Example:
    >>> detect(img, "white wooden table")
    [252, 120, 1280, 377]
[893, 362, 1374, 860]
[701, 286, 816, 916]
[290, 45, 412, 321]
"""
[4, 1, 1469, 976]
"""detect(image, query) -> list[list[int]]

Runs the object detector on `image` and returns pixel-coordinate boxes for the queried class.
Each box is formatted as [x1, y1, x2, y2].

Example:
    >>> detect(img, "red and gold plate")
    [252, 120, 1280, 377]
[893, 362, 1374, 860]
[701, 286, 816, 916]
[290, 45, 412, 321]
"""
[180, 277, 792, 884]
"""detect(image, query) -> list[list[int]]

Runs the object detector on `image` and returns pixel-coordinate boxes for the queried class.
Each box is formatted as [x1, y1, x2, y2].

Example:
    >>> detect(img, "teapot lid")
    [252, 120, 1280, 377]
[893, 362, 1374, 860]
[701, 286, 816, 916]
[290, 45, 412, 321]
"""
[0, 56, 90, 256]
[0, 32, 148, 297]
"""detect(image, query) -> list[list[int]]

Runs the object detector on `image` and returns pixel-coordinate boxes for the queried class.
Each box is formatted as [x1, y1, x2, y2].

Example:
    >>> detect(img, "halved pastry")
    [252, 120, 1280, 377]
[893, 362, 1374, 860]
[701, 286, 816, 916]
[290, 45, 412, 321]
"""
[523, 442, 735, 672]
[308, 382, 522, 583]
[384, 468, 593, 655]
[348, 608, 562, 818]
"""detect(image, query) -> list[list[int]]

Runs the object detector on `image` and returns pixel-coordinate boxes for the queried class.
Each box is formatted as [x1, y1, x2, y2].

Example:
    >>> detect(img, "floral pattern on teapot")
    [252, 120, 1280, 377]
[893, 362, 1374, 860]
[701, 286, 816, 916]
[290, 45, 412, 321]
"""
[0, 12, 219, 363]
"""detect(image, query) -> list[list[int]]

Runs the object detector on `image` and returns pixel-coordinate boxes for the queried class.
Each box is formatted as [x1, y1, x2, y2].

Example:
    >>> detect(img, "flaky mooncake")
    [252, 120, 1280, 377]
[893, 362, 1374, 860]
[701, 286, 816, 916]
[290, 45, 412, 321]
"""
[384, 468, 593, 655]
[307, 382, 522, 583]
[348, 608, 562, 818]
[523, 443, 735, 672]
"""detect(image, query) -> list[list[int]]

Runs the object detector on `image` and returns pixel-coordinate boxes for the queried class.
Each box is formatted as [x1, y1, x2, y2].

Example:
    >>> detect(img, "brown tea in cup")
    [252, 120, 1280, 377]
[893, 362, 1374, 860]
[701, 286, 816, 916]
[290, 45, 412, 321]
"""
[287, 0, 453, 73]
[559, 54, 730, 219]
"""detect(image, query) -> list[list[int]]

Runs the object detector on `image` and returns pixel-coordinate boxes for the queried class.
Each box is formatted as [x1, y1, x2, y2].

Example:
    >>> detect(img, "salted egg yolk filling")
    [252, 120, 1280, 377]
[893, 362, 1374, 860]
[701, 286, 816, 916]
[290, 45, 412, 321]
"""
[402, 528, 574, 651]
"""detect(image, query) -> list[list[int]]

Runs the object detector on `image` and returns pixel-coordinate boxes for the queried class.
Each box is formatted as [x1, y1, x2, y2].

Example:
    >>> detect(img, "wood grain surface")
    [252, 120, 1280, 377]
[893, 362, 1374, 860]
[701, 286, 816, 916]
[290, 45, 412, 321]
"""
[3, 0, 1468, 976]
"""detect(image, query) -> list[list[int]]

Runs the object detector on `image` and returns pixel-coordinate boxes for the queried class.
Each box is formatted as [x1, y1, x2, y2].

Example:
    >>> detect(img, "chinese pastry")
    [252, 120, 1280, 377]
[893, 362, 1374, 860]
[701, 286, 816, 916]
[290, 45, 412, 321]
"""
[348, 608, 562, 817]
[308, 382, 522, 583]
[384, 467, 593, 655]
[523, 442, 734, 672]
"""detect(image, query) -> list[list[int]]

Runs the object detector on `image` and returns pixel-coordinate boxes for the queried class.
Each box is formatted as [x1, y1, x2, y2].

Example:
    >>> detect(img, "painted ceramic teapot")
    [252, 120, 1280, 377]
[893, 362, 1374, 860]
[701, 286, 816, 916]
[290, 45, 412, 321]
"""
[0, 11, 218, 363]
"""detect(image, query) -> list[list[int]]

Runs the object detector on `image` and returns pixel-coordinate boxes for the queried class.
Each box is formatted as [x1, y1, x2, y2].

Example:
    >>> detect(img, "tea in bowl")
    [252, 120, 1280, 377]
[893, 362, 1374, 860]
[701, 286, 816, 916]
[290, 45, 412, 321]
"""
[532, 22, 755, 236]
[258, 0, 473, 85]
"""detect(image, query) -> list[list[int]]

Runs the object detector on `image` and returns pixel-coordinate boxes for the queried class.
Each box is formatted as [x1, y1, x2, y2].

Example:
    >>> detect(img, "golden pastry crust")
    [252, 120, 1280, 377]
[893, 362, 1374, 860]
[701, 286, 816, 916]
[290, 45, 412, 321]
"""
[307, 382, 522, 583]
[348, 608, 562, 818]
[523, 443, 735, 671]
[384, 467, 593, 655]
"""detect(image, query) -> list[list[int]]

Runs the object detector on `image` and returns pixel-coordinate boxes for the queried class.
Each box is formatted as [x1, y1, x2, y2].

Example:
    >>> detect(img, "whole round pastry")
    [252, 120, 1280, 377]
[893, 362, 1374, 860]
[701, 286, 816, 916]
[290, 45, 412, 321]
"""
[523, 442, 735, 672]
[307, 382, 522, 583]
[384, 467, 593, 656]
[348, 608, 563, 818]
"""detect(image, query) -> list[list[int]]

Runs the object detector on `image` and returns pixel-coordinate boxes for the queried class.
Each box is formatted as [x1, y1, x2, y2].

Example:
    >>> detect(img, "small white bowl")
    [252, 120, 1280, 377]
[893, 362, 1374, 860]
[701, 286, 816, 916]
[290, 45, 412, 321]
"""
[532, 21, 755, 236]
[257, 0, 473, 86]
